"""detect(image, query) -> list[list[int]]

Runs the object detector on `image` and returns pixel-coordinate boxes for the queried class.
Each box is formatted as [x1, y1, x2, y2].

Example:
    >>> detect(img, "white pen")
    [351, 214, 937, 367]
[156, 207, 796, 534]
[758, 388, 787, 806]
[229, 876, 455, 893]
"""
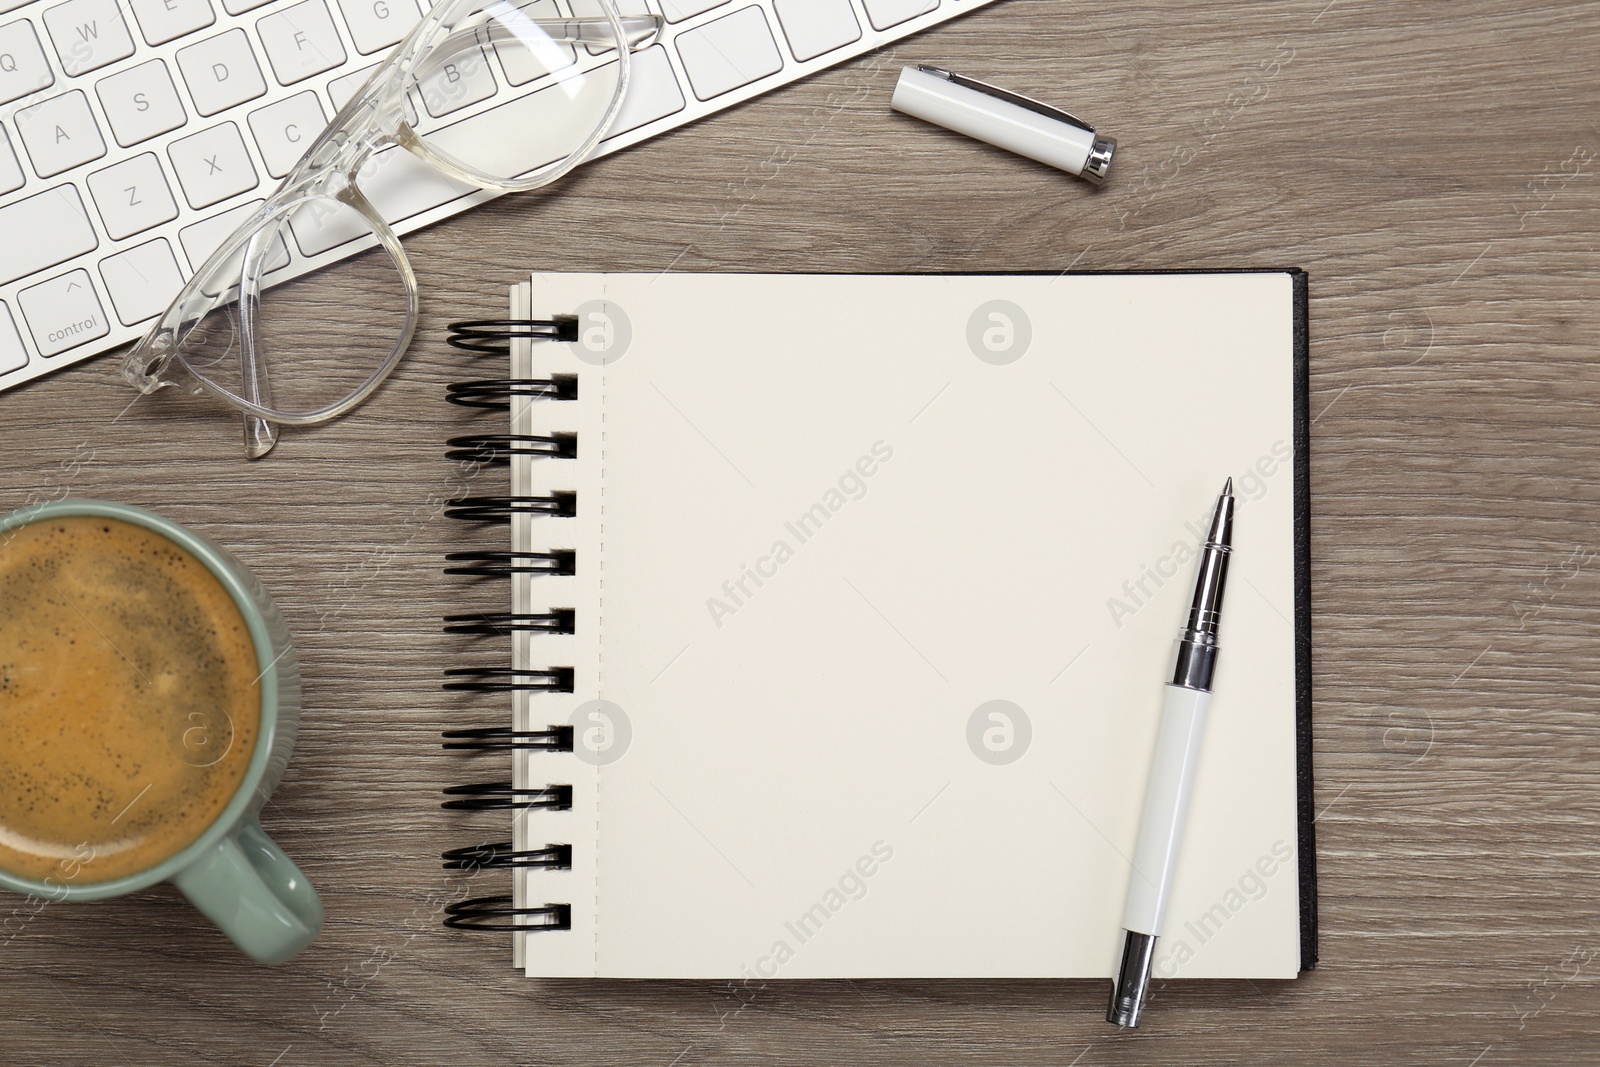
[1107, 479, 1235, 1027]
[890, 65, 1115, 184]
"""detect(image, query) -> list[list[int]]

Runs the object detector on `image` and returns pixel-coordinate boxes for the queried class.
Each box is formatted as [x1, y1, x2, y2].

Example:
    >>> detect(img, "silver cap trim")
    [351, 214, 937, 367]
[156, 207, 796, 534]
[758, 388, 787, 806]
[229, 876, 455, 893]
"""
[1082, 137, 1115, 185]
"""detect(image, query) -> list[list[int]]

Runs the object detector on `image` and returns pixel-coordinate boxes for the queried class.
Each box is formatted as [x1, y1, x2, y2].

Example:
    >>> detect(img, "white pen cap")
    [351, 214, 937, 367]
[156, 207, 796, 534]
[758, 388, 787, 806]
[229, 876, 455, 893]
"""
[891, 65, 1114, 184]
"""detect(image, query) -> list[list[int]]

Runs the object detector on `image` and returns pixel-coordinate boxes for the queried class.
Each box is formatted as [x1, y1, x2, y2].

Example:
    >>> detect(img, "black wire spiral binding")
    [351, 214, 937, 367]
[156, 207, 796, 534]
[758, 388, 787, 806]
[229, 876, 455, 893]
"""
[442, 609, 576, 635]
[443, 898, 571, 932]
[446, 376, 578, 408]
[442, 783, 574, 811]
[443, 319, 581, 932]
[442, 725, 575, 751]
[441, 842, 573, 871]
[445, 432, 578, 464]
[442, 667, 575, 692]
[443, 550, 576, 577]
[446, 318, 578, 354]
[444, 492, 577, 522]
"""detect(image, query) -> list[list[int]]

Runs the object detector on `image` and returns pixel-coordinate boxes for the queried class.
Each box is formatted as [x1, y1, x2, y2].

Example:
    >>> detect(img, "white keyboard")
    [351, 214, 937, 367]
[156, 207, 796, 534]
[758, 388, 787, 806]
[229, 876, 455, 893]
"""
[0, 0, 998, 390]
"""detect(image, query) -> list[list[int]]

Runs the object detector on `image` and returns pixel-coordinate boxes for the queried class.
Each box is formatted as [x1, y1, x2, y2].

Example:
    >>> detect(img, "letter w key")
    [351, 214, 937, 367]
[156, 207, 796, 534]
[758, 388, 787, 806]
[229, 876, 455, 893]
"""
[42, 0, 136, 75]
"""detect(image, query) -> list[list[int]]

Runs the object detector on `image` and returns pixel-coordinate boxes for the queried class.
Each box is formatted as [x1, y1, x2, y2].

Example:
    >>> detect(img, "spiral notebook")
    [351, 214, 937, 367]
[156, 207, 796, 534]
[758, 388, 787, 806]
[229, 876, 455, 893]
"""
[441, 270, 1314, 981]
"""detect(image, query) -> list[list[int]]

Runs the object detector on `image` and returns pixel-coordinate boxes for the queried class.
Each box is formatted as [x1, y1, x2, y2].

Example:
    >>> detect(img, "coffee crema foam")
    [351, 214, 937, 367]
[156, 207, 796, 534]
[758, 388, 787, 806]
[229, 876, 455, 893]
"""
[0, 517, 261, 884]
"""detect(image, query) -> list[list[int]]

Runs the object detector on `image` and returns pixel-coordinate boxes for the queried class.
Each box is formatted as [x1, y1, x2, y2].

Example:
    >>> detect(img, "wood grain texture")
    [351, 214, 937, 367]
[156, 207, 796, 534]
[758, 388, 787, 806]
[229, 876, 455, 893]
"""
[4, 0, 1600, 1062]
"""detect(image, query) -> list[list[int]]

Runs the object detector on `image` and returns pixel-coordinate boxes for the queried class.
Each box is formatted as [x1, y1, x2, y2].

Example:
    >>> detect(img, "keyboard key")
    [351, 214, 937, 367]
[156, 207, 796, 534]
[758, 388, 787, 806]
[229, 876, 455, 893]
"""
[351, 142, 471, 226]
[675, 5, 782, 101]
[487, 0, 571, 86]
[15, 89, 106, 176]
[167, 120, 257, 207]
[0, 302, 27, 375]
[413, 41, 496, 119]
[128, 0, 214, 46]
[568, 0, 651, 55]
[19, 268, 108, 356]
[176, 28, 266, 115]
[178, 199, 289, 278]
[335, 0, 416, 55]
[257, 0, 345, 85]
[95, 58, 186, 146]
[603, 44, 683, 138]
[0, 185, 97, 286]
[0, 20, 55, 106]
[86, 151, 178, 237]
[42, 0, 136, 76]
[0, 124, 23, 193]
[492, 34, 572, 88]
[659, 0, 725, 21]
[860, 0, 936, 31]
[99, 237, 183, 323]
[247, 90, 323, 177]
[327, 62, 377, 111]
[220, 0, 273, 14]
[775, 0, 860, 62]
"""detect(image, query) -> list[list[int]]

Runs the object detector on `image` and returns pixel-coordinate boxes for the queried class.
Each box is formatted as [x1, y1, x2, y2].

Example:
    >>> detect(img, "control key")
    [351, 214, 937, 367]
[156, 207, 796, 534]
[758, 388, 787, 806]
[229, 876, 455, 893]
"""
[18, 269, 110, 356]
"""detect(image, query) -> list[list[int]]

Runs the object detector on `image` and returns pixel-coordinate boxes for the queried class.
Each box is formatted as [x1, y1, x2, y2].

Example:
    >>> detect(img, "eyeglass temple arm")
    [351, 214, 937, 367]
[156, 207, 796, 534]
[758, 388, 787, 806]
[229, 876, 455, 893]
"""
[555, 14, 662, 49]
[236, 229, 280, 459]
[243, 413, 277, 459]
[476, 14, 662, 50]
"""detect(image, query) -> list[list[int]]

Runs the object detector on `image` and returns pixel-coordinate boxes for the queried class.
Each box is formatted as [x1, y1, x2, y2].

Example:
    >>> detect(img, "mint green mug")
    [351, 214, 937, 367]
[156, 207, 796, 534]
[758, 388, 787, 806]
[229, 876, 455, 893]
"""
[0, 499, 322, 964]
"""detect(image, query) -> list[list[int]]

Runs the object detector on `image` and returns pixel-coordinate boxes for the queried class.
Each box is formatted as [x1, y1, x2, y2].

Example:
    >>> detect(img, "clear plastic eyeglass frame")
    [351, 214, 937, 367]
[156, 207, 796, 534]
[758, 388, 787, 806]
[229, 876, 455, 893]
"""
[120, 0, 662, 458]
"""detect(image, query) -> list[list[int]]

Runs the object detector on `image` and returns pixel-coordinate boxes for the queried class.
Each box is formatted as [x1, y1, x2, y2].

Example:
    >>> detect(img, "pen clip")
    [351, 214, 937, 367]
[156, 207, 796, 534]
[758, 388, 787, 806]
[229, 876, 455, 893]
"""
[915, 65, 1096, 133]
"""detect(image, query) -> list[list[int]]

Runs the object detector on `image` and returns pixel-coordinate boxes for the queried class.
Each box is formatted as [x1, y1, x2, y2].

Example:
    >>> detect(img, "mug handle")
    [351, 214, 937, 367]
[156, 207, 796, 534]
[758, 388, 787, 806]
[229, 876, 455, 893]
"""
[171, 820, 323, 964]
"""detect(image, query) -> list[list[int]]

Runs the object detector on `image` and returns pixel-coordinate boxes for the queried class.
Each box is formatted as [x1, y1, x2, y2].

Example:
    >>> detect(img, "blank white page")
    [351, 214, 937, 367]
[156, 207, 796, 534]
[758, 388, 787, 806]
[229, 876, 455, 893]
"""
[509, 272, 1306, 979]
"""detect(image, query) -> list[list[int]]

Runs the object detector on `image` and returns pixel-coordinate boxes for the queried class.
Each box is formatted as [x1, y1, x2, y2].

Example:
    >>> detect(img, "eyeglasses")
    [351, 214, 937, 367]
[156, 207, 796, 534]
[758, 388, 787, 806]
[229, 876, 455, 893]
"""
[120, 0, 662, 458]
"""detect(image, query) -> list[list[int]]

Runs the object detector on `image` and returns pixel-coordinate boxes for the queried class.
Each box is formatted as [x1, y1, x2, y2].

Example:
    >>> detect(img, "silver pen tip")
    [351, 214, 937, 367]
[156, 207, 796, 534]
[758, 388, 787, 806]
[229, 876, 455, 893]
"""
[1107, 930, 1158, 1027]
[1222, 476, 1233, 497]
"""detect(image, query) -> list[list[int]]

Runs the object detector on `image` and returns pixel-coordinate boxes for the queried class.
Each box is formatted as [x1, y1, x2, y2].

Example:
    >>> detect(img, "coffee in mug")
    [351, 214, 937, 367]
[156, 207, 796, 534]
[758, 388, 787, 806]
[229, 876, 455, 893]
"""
[0, 516, 262, 884]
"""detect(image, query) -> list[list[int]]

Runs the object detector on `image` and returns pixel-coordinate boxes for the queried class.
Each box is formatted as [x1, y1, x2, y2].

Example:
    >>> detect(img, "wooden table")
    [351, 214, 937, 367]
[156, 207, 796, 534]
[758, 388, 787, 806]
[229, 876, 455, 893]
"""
[4, 0, 1598, 1062]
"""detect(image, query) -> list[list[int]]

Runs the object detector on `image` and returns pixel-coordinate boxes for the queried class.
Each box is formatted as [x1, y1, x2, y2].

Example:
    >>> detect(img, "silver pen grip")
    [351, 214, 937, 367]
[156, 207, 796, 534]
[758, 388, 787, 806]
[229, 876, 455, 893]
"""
[1169, 489, 1234, 691]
